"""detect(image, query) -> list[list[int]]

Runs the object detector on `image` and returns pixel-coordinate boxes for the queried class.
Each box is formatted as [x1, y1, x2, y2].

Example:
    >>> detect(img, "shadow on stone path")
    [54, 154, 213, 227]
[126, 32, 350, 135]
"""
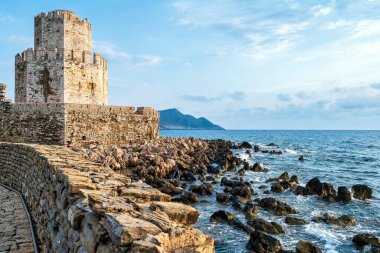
[0, 185, 34, 253]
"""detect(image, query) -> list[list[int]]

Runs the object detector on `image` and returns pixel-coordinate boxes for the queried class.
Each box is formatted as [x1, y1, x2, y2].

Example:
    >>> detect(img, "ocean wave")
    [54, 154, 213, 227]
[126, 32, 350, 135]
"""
[304, 223, 347, 243]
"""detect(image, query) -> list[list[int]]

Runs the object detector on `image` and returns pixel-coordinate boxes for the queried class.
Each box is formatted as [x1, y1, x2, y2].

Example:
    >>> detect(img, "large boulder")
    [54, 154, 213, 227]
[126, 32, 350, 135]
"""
[312, 213, 356, 227]
[231, 185, 253, 198]
[191, 184, 213, 196]
[210, 210, 253, 234]
[337, 186, 352, 202]
[246, 230, 283, 253]
[285, 216, 306, 226]
[352, 234, 380, 249]
[240, 142, 253, 149]
[216, 192, 231, 203]
[271, 183, 285, 193]
[296, 240, 322, 253]
[248, 218, 286, 234]
[258, 197, 297, 216]
[352, 184, 372, 200]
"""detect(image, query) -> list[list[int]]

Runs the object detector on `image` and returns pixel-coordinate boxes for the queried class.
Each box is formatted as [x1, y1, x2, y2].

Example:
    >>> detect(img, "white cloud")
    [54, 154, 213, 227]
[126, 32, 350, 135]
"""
[352, 19, 380, 38]
[323, 19, 352, 30]
[93, 41, 162, 66]
[312, 5, 332, 17]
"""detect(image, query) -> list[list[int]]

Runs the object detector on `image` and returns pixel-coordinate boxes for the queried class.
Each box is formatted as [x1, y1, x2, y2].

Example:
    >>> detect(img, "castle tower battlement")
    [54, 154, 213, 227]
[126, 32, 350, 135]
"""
[15, 10, 108, 105]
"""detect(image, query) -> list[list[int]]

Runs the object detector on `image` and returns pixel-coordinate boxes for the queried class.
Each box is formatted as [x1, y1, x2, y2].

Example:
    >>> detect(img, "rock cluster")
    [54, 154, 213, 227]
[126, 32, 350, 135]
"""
[294, 177, 372, 202]
[0, 143, 214, 253]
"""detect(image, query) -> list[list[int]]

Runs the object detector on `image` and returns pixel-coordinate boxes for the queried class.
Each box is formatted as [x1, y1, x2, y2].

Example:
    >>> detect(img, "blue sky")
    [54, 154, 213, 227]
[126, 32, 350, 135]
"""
[1, 0, 380, 130]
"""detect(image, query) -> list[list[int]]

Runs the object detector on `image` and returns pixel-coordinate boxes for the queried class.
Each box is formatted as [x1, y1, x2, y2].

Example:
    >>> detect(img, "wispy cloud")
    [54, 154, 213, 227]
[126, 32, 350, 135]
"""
[93, 41, 162, 66]
[0, 13, 15, 23]
[323, 19, 352, 30]
[181, 91, 246, 103]
[352, 20, 380, 38]
[171, 0, 310, 60]
[311, 5, 332, 17]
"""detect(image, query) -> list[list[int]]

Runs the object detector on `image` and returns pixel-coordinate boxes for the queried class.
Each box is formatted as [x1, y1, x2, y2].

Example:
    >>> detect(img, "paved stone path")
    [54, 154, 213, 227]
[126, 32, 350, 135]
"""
[0, 185, 34, 253]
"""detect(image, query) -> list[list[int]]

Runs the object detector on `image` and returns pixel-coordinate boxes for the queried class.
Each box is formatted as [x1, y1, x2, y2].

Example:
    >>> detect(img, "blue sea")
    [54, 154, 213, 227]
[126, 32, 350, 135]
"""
[161, 130, 380, 253]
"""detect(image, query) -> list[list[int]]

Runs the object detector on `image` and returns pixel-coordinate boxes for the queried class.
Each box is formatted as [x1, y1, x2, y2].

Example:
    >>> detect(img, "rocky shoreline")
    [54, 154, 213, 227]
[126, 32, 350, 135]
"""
[76, 137, 379, 253]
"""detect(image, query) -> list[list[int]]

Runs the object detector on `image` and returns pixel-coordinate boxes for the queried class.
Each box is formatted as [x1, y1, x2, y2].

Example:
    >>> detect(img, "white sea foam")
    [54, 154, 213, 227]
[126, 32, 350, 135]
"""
[285, 148, 299, 155]
[304, 223, 347, 243]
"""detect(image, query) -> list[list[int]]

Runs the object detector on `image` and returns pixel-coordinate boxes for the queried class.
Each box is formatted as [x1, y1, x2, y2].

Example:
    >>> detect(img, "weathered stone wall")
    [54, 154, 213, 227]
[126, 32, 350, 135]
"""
[0, 103, 65, 145]
[0, 103, 159, 146]
[64, 104, 159, 146]
[15, 10, 107, 105]
[0, 142, 214, 252]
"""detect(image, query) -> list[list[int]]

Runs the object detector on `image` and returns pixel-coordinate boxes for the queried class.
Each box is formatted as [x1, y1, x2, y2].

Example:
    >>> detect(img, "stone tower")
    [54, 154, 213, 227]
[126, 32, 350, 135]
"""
[15, 10, 108, 104]
[0, 83, 6, 102]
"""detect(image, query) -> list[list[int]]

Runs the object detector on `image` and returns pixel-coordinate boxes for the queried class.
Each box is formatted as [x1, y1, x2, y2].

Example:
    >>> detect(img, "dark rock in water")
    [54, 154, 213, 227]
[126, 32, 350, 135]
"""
[298, 155, 305, 161]
[180, 171, 197, 181]
[237, 168, 246, 176]
[254, 145, 261, 152]
[305, 177, 322, 194]
[231, 185, 253, 198]
[258, 197, 297, 216]
[251, 162, 268, 172]
[240, 142, 253, 149]
[271, 183, 285, 193]
[312, 213, 356, 227]
[258, 185, 268, 189]
[352, 184, 372, 200]
[243, 203, 260, 221]
[243, 161, 250, 170]
[289, 175, 300, 185]
[245, 149, 252, 156]
[279, 172, 289, 181]
[208, 166, 221, 175]
[305, 177, 337, 199]
[266, 143, 278, 147]
[246, 230, 283, 253]
[280, 181, 292, 190]
[227, 163, 237, 172]
[268, 150, 283, 155]
[293, 186, 306, 195]
[172, 191, 199, 204]
[285, 216, 306, 225]
[248, 218, 286, 234]
[232, 199, 244, 210]
[191, 184, 213, 196]
[263, 190, 271, 195]
[221, 177, 246, 188]
[296, 240, 322, 253]
[337, 186, 352, 202]
[216, 192, 231, 203]
[352, 234, 380, 249]
[210, 210, 253, 234]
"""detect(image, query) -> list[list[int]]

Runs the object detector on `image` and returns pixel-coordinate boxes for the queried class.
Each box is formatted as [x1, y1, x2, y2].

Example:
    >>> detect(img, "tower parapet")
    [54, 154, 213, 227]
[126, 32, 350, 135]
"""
[15, 10, 107, 105]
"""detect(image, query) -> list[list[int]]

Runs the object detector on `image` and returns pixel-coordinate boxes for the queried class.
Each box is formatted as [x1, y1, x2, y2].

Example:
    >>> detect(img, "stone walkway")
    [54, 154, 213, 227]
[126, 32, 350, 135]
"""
[0, 185, 34, 253]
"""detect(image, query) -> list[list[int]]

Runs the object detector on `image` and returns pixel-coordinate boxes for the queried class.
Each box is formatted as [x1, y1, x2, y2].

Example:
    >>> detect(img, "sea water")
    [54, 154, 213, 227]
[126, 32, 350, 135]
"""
[161, 130, 380, 252]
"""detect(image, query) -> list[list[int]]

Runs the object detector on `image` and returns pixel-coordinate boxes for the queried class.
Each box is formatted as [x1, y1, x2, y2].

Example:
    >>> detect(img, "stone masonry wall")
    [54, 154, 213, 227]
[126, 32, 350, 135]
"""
[0, 142, 214, 252]
[64, 104, 159, 146]
[0, 103, 65, 145]
[0, 103, 159, 146]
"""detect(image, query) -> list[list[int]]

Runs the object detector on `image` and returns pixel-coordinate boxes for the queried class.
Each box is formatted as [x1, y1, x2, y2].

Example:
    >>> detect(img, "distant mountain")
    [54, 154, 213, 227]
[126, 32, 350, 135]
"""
[159, 109, 225, 130]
